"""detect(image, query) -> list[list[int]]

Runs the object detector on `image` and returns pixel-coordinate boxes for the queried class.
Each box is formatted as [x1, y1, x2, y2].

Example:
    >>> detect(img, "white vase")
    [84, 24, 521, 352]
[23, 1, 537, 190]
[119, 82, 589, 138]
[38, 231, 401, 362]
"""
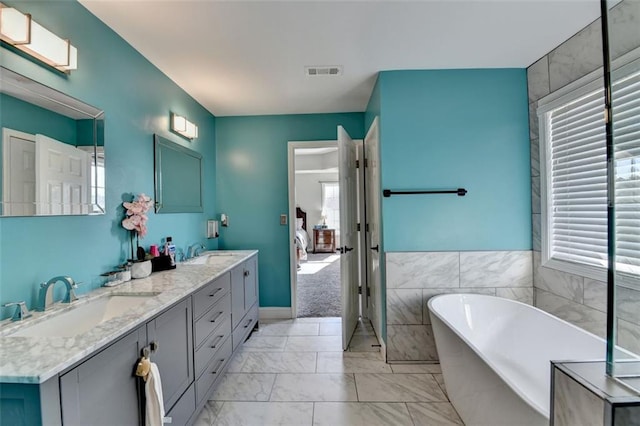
[131, 260, 152, 279]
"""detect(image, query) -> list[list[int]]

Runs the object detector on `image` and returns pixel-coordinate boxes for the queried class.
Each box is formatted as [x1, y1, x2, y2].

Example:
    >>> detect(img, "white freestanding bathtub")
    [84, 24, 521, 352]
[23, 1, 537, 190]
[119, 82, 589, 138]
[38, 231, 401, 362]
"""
[428, 294, 606, 426]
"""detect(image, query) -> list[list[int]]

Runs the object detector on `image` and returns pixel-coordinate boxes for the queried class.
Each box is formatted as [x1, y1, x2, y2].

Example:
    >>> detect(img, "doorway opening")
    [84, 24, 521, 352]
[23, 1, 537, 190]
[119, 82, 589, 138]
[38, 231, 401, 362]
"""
[291, 144, 341, 318]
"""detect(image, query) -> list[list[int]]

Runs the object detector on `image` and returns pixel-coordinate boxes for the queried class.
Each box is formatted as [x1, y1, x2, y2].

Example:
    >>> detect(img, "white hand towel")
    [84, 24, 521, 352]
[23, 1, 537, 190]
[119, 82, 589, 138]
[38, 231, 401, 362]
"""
[145, 362, 165, 426]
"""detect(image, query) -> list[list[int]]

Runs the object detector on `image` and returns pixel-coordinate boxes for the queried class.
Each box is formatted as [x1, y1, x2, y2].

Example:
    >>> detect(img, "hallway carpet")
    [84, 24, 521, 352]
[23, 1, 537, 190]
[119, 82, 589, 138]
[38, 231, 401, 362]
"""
[296, 253, 341, 317]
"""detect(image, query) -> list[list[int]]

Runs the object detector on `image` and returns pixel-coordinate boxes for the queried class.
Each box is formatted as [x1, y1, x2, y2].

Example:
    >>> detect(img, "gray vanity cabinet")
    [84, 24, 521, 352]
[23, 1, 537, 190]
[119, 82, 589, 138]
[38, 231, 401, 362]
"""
[231, 266, 245, 329]
[243, 256, 258, 311]
[59, 299, 194, 426]
[59, 326, 146, 426]
[146, 298, 194, 413]
[1, 253, 259, 426]
[231, 256, 259, 351]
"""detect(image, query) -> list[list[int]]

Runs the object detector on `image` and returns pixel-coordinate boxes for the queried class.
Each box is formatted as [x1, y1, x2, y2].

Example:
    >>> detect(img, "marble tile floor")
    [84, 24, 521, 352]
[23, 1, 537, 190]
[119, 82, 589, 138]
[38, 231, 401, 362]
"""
[194, 317, 464, 425]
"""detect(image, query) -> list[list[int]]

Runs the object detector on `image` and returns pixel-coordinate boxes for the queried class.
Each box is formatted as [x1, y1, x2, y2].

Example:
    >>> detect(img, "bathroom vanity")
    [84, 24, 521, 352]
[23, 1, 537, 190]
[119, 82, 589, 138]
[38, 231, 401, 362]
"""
[0, 250, 259, 426]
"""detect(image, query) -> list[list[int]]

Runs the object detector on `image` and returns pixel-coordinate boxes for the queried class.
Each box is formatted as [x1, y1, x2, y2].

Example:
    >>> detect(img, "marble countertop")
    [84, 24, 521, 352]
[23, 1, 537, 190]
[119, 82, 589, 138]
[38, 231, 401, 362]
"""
[0, 250, 257, 384]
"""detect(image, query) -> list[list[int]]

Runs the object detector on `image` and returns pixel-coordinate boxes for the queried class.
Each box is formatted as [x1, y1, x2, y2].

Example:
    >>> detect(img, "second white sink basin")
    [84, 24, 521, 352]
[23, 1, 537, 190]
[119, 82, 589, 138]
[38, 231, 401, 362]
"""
[11, 294, 156, 338]
[184, 252, 236, 265]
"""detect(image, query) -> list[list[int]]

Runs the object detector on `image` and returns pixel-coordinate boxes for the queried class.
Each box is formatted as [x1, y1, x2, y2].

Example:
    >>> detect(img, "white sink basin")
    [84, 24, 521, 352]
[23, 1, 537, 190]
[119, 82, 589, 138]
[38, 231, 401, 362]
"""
[184, 252, 236, 265]
[11, 294, 157, 338]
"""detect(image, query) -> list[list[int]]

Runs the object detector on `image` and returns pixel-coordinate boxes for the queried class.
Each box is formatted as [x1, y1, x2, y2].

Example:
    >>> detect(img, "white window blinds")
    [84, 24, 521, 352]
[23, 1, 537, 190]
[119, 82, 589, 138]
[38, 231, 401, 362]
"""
[540, 58, 640, 277]
[613, 68, 640, 275]
[547, 88, 608, 269]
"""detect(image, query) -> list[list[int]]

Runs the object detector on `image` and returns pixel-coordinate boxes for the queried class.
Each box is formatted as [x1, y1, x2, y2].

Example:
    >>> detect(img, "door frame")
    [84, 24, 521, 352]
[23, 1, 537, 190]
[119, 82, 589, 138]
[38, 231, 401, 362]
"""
[364, 117, 385, 355]
[287, 140, 338, 319]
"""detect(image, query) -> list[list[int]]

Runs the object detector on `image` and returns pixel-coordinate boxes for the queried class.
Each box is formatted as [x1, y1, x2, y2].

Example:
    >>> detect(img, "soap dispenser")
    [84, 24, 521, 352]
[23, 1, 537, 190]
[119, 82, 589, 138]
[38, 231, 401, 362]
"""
[165, 237, 176, 266]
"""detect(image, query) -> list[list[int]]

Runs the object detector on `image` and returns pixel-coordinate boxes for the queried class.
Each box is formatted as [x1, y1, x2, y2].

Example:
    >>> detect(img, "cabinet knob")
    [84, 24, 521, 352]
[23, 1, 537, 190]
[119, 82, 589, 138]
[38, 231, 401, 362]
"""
[243, 270, 250, 277]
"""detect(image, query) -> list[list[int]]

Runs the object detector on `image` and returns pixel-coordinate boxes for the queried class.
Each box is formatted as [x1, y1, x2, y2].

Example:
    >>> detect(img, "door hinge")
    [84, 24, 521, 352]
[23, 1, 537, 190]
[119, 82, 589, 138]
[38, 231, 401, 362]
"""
[365, 223, 370, 232]
[367, 287, 371, 297]
[358, 286, 362, 294]
[365, 158, 369, 168]
[357, 223, 361, 232]
[355, 160, 360, 168]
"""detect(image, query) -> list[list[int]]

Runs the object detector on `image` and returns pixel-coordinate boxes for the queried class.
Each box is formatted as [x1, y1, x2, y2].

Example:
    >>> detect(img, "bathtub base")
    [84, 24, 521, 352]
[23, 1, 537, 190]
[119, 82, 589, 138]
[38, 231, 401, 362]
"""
[431, 315, 547, 426]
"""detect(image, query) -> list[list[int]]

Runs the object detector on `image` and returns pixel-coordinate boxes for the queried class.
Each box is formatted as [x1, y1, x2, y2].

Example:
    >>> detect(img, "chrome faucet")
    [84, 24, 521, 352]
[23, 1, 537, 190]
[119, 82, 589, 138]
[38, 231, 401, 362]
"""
[37, 276, 78, 311]
[2, 301, 32, 321]
[187, 243, 206, 259]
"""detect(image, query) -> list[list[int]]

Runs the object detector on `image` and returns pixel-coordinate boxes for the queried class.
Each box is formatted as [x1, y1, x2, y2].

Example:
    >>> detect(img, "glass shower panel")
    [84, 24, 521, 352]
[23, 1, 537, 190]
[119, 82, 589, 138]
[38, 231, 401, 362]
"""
[604, 0, 640, 390]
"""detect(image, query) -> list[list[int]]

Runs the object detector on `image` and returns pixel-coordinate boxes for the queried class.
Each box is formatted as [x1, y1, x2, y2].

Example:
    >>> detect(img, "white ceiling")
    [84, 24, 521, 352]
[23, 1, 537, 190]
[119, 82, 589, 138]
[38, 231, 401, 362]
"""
[80, 0, 601, 117]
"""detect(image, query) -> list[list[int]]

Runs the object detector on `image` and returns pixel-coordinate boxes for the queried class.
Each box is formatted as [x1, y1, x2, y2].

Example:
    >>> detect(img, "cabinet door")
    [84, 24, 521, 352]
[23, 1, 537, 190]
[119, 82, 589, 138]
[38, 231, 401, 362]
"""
[147, 298, 194, 412]
[243, 256, 258, 311]
[231, 265, 245, 329]
[60, 326, 146, 426]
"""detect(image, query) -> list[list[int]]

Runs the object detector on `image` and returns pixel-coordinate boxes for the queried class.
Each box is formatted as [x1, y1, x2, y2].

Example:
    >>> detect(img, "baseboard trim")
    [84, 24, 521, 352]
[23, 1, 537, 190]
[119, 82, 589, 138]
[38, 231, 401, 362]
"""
[259, 307, 293, 320]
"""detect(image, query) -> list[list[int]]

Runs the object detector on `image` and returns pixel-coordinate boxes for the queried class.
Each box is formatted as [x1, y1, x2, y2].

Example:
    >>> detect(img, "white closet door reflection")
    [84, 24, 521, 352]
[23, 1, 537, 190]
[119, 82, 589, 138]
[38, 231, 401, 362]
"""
[35, 134, 90, 215]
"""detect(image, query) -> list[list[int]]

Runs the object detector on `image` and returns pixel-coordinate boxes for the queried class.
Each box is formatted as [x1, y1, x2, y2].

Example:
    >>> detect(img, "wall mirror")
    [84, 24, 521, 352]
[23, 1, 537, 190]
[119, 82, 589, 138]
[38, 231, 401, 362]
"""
[0, 67, 105, 216]
[154, 134, 203, 213]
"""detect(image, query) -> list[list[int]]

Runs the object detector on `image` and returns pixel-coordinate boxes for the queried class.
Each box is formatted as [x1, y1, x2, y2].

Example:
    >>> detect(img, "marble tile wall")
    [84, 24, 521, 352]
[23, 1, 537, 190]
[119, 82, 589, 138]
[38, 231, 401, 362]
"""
[527, 0, 640, 357]
[385, 251, 532, 361]
[553, 368, 604, 426]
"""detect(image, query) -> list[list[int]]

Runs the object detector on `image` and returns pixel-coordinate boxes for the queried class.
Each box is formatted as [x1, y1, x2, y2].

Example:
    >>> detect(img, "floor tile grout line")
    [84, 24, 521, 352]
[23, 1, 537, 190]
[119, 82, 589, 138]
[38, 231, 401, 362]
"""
[353, 372, 360, 402]
[266, 373, 277, 402]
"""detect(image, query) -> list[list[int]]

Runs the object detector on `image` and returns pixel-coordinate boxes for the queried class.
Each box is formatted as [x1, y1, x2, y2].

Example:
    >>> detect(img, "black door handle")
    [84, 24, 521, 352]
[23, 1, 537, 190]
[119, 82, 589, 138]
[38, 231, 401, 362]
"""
[371, 245, 379, 252]
[339, 246, 354, 254]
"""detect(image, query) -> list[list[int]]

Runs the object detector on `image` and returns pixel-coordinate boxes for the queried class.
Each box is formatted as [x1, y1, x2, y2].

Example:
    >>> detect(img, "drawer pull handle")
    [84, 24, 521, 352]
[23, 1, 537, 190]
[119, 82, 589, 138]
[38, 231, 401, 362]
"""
[209, 288, 223, 298]
[211, 358, 226, 375]
[243, 318, 253, 328]
[210, 311, 224, 323]
[210, 335, 224, 349]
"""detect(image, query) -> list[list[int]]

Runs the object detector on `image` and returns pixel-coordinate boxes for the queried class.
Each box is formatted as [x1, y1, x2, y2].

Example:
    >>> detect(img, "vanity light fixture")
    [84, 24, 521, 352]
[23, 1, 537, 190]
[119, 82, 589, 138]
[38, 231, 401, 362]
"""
[0, 3, 77, 73]
[171, 113, 198, 140]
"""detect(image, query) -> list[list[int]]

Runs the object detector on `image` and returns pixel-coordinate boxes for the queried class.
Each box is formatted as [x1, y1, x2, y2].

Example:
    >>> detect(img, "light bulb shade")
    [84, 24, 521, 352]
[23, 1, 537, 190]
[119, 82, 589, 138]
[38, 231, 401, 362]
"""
[0, 6, 30, 44]
[172, 113, 187, 132]
[0, 3, 77, 73]
[171, 113, 198, 140]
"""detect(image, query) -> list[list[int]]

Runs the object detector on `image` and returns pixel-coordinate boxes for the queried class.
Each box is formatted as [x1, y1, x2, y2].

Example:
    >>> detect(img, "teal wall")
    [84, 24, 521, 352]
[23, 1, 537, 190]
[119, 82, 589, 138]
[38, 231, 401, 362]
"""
[0, 0, 217, 319]
[216, 113, 364, 308]
[378, 69, 531, 252]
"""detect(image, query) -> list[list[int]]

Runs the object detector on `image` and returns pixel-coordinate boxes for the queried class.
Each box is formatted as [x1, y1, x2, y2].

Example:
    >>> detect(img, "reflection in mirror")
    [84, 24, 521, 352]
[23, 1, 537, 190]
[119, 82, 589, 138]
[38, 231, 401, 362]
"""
[154, 134, 203, 213]
[0, 67, 105, 216]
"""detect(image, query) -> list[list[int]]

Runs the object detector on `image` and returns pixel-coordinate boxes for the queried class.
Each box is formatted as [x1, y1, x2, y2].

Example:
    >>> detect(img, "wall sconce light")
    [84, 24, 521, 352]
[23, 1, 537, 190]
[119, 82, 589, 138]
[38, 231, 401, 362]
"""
[171, 113, 198, 140]
[0, 3, 77, 73]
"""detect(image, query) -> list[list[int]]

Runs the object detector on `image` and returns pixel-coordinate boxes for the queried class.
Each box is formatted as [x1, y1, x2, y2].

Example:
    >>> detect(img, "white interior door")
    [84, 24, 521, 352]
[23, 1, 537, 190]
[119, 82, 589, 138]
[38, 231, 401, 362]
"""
[365, 118, 383, 341]
[35, 134, 90, 215]
[2, 128, 36, 216]
[338, 126, 359, 350]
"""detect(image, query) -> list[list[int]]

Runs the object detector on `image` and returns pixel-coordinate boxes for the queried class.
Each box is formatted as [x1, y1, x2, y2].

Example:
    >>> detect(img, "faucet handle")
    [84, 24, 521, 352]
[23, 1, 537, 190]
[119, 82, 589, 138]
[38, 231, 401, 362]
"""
[3, 301, 32, 321]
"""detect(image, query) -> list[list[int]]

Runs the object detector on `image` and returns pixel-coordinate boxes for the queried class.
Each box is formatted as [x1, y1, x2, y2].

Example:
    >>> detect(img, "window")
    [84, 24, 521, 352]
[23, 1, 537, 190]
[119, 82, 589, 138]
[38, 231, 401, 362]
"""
[538, 54, 640, 280]
[321, 182, 340, 231]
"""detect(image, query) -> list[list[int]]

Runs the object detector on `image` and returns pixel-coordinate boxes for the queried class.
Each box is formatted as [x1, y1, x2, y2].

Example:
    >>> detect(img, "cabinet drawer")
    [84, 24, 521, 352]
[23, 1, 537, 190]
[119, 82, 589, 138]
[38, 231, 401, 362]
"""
[194, 292, 230, 349]
[195, 336, 232, 404]
[165, 383, 195, 426]
[193, 273, 231, 320]
[232, 303, 258, 351]
[194, 316, 232, 378]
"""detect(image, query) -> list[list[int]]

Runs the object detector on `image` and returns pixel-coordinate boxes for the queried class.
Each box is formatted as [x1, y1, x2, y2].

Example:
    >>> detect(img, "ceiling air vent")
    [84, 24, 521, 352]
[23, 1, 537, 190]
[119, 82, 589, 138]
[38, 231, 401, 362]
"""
[305, 66, 343, 77]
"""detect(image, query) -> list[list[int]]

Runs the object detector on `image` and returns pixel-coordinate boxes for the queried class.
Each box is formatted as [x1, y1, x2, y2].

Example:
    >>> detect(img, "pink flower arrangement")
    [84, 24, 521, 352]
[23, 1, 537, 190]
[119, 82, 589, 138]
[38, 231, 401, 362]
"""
[122, 193, 153, 260]
[122, 193, 153, 238]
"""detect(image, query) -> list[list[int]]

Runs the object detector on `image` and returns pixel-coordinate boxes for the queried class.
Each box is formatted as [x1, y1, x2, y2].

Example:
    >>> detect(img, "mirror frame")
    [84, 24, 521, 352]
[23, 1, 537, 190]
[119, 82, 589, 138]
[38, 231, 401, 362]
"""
[0, 66, 106, 216]
[153, 134, 203, 213]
